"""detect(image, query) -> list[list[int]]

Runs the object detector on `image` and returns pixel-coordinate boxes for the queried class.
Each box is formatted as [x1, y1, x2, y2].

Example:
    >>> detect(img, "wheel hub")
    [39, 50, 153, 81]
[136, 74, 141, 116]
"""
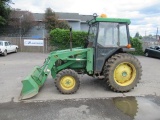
[122, 71, 127, 77]
[114, 62, 136, 86]
[60, 76, 75, 90]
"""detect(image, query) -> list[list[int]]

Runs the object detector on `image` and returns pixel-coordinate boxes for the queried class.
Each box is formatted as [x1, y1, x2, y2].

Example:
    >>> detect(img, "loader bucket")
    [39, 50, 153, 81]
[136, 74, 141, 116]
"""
[19, 66, 47, 100]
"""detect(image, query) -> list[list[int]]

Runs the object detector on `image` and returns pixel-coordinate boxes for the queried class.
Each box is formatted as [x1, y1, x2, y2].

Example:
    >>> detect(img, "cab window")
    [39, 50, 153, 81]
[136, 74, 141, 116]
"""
[97, 22, 128, 47]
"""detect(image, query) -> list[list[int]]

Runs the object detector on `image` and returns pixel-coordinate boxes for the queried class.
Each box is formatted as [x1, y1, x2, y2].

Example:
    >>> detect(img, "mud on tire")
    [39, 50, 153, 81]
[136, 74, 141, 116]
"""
[104, 53, 142, 92]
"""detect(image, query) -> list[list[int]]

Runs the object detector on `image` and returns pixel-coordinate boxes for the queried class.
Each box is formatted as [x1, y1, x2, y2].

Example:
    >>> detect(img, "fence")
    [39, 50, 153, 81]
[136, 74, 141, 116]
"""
[0, 37, 49, 53]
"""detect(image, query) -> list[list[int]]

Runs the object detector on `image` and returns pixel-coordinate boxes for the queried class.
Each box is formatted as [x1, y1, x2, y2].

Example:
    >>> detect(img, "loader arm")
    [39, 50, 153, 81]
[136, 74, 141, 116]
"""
[19, 48, 93, 100]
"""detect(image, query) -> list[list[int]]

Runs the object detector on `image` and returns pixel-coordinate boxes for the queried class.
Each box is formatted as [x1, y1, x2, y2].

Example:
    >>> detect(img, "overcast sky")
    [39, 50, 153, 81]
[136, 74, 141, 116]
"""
[10, 0, 160, 36]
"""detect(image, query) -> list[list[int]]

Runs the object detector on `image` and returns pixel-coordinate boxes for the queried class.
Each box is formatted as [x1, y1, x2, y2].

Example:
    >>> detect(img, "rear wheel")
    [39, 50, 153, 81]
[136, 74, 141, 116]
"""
[145, 52, 149, 57]
[104, 53, 142, 92]
[55, 69, 80, 94]
[15, 48, 18, 53]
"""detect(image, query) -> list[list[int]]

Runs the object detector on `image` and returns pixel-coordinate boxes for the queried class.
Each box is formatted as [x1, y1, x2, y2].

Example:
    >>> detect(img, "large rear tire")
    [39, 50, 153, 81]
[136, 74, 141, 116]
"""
[104, 53, 142, 92]
[55, 69, 80, 94]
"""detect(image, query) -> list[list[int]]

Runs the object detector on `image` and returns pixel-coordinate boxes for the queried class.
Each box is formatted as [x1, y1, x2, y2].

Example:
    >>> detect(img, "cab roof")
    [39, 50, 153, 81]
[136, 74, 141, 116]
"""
[89, 17, 131, 25]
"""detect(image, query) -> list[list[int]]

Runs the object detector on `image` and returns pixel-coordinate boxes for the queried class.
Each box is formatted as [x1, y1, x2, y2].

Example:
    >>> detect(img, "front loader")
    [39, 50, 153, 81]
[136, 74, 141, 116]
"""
[19, 14, 142, 100]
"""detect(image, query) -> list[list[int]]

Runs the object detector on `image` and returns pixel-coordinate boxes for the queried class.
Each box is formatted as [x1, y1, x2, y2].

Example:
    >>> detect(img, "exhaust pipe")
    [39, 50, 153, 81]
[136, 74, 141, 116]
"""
[70, 27, 72, 51]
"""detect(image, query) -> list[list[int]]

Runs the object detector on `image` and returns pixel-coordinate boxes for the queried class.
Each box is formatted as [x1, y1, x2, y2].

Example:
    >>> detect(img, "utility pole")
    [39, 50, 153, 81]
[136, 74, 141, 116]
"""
[156, 27, 158, 40]
[19, 15, 24, 51]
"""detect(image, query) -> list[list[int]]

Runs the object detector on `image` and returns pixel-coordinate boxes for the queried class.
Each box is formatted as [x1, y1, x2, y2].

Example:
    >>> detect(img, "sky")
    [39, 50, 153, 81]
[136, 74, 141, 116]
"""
[10, 0, 160, 37]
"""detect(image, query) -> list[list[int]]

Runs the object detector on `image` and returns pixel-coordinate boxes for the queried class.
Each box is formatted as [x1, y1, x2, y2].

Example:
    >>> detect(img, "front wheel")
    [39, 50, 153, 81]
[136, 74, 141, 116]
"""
[3, 50, 7, 56]
[145, 52, 149, 57]
[55, 69, 80, 94]
[103, 53, 142, 92]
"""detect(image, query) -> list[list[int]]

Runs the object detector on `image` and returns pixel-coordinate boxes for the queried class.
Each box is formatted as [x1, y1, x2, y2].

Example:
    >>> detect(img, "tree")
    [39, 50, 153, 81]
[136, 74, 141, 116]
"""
[134, 32, 142, 39]
[44, 8, 58, 30]
[134, 32, 140, 38]
[9, 10, 34, 34]
[0, 9, 35, 36]
[0, 0, 11, 26]
[57, 20, 70, 29]
[45, 8, 70, 31]
[130, 37, 143, 55]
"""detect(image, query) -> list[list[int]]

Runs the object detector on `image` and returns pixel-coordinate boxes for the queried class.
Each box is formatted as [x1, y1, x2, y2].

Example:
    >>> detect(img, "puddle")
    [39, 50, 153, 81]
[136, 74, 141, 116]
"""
[113, 96, 160, 120]
[1, 96, 160, 120]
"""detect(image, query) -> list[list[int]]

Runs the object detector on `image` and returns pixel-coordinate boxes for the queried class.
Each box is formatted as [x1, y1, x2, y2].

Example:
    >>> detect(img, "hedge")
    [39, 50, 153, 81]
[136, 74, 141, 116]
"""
[49, 28, 88, 50]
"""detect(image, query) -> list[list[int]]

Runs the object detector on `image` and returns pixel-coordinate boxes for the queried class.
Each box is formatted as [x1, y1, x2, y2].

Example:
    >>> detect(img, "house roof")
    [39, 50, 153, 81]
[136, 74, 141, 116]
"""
[33, 13, 44, 21]
[32, 12, 93, 22]
[9, 10, 31, 19]
[56, 12, 80, 20]
[10, 10, 93, 22]
[79, 15, 93, 22]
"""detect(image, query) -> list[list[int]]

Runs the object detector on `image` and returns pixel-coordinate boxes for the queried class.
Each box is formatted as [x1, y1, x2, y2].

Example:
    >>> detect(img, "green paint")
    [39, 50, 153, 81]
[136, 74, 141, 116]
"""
[90, 17, 131, 25]
[20, 48, 94, 100]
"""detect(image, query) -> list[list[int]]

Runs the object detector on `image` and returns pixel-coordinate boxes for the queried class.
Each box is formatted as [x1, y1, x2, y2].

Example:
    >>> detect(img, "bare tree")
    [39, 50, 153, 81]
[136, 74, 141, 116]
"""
[8, 9, 34, 36]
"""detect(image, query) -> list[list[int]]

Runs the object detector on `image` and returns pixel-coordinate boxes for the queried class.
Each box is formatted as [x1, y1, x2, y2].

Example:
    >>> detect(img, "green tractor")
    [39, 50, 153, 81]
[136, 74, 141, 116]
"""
[19, 14, 142, 100]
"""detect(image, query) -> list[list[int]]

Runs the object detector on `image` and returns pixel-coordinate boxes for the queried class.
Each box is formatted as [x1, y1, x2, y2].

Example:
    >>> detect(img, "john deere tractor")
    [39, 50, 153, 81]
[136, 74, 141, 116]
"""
[19, 14, 142, 100]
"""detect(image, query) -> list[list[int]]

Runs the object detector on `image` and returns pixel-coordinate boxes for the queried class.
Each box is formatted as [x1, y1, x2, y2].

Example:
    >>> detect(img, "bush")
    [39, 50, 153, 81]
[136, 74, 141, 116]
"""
[49, 28, 88, 50]
[130, 37, 143, 55]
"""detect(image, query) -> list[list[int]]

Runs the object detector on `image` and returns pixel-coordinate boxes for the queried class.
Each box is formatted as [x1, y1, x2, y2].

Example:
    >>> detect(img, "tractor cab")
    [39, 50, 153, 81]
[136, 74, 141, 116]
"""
[86, 14, 133, 75]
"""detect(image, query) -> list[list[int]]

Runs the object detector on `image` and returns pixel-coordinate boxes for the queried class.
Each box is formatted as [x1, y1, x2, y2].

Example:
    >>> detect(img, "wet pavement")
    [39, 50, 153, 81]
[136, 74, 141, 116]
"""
[0, 95, 160, 120]
[1, 53, 160, 120]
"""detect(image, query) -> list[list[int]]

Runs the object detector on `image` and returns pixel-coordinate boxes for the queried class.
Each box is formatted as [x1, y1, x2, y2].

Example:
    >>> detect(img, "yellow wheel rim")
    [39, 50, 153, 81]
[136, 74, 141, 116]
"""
[60, 76, 76, 90]
[114, 62, 136, 86]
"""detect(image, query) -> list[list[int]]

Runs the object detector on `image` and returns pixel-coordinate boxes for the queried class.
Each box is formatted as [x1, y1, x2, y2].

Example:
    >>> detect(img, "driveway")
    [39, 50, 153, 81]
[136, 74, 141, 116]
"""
[0, 52, 160, 103]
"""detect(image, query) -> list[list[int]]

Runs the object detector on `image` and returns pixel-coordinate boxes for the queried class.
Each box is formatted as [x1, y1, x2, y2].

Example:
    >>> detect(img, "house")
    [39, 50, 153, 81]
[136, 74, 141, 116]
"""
[56, 12, 93, 31]
[142, 35, 160, 50]
[23, 12, 93, 39]
[0, 11, 93, 38]
[142, 35, 160, 42]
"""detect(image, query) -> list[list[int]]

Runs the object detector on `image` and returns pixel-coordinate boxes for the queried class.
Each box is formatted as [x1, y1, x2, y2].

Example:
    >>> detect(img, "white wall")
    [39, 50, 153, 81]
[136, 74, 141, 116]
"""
[81, 23, 89, 32]
[68, 21, 81, 31]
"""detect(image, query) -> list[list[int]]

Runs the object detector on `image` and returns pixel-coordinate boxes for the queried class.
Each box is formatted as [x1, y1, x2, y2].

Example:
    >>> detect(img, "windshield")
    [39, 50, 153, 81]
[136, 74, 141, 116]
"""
[97, 22, 128, 47]
[0, 42, 3, 46]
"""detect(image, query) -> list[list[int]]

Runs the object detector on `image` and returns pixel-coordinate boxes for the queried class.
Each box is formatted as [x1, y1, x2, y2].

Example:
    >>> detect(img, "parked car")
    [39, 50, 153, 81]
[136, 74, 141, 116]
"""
[0, 40, 19, 56]
[144, 46, 160, 58]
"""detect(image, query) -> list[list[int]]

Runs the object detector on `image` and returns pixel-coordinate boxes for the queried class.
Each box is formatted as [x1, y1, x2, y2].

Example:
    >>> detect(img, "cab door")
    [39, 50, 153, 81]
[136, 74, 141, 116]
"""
[94, 22, 130, 74]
